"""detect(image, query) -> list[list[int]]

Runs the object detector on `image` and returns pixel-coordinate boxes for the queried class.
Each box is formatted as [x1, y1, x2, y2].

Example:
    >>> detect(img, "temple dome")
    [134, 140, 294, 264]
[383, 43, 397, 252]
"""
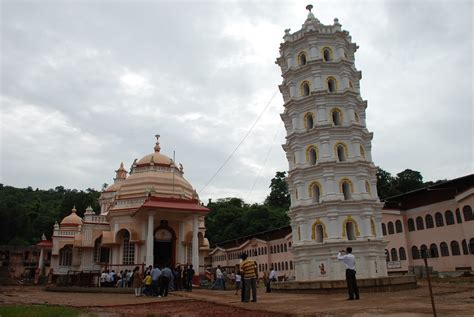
[136, 152, 172, 166]
[60, 207, 83, 226]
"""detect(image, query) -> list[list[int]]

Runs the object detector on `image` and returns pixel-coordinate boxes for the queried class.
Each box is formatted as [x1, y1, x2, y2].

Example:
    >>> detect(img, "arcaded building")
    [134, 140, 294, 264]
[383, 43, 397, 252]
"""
[51, 136, 210, 276]
[211, 175, 474, 277]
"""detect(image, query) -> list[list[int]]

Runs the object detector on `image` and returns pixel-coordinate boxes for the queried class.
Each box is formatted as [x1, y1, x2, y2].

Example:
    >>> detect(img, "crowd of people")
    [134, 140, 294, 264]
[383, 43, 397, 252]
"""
[99, 264, 196, 297]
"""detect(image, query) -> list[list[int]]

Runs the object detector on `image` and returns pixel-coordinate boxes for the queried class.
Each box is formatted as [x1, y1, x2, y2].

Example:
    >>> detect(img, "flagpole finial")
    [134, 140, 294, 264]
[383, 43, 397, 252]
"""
[306, 4, 313, 12]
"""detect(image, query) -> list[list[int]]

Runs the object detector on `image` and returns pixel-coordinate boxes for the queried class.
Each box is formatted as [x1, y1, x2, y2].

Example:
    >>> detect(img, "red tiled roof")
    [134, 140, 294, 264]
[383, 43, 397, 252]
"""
[35, 240, 53, 247]
[137, 196, 209, 214]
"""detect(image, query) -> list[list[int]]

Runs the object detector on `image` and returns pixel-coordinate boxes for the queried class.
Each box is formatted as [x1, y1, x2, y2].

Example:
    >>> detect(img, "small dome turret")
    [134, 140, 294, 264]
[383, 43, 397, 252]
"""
[60, 206, 83, 226]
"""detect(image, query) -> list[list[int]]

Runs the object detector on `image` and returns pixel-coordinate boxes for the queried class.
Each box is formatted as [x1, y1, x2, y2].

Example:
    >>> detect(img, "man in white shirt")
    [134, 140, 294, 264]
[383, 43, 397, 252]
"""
[337, 247, 360, 300]
[267, 267, 277, 293]
[215, 265, 225, 290]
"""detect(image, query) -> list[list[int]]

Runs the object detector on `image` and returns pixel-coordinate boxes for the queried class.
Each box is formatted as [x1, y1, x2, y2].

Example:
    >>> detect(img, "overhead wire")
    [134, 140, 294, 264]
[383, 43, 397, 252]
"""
[198, 89, 279, 195]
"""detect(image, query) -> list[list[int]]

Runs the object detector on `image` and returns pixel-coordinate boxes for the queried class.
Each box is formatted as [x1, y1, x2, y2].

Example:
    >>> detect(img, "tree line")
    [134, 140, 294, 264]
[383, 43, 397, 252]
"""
[0, 168, 437, 246]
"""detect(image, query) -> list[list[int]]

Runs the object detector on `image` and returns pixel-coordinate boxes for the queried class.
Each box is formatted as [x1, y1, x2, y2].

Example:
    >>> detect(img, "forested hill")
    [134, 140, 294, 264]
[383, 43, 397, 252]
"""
[0, 185, 100, 246]
[0, 168, 436, 246]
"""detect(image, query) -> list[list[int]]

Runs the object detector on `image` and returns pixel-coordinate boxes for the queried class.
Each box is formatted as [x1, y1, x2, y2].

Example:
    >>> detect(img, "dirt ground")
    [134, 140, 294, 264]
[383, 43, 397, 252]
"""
[0, 280, 473, 316]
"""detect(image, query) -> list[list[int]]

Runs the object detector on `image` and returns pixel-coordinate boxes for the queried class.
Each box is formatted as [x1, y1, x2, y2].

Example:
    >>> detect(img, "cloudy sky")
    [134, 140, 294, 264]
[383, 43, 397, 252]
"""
[1, 0, 472, 204]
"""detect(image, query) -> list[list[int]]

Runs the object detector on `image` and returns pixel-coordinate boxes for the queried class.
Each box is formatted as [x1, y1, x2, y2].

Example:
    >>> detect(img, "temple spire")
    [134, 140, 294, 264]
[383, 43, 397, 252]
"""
[154, 134, 161, 152]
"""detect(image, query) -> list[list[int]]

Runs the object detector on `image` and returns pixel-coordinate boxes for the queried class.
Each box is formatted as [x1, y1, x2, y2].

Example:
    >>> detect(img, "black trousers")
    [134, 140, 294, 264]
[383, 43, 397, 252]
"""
[345, 269, 359, 299]
[159, 276, 170, 297]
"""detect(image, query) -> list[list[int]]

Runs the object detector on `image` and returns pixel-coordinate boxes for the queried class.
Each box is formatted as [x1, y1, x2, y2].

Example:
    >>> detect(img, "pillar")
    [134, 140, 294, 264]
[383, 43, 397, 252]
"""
[38, 248, 45, 275]
[192, 214, 199, 272]
[145, 214, 154, 266]
[179, 221, 185, 264]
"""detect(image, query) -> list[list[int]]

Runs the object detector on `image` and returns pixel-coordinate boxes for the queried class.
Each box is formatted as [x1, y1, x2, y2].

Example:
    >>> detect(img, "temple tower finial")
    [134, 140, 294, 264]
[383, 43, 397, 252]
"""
[154, 134, 161, 152]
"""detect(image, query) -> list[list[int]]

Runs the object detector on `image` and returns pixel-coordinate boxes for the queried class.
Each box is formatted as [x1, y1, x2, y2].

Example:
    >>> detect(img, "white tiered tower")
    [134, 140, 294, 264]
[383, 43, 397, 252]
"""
[276, 6, 387, 281]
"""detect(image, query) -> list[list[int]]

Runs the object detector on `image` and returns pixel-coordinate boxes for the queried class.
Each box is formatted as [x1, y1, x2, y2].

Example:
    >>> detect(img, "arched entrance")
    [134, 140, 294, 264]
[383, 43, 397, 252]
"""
[153, 221, 176, 268]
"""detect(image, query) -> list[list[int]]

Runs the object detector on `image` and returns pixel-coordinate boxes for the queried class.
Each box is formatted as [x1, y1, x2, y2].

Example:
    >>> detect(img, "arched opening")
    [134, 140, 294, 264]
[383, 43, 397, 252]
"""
[411, 246, 420, 259]
[382, 223, 387, 236]
[342, 181, 352, 200]
[94, 236, 110, 264]
[301, 82, 310, 96]
[323, 48, 332, 61]
[462, 239, 468, 255]
[420, 245, 428, 258]
[445, 210, 455, 225]
[399, 247, 407, 260]
[391, 248, 398, 261]
[359, 145, 366, 159]
[388, 222, 394, 235]
[346, 222, 356, 240]
[298, 52, 307, 66]
[311, 183, 321, 203]
[451, 241, 461, 256]
[119, 230, 135, 265]
[154, 222, 176, 267]
[337, 145, 346, 162]
[407, 218, 415, 231]
[425, 214, 434, 228]
[456, 209, 462, 223]
[305, 113, 314, 129]
[395, 220, 403, 233]
[332, 109, 342, 126]
[308, 147, 317, 165]
[463, 205, 473, 221]
[435, 212, 444, 227]
[440, 242, 449, 257]
[416, 216, 424, 230]
[59, 245, 73, 266]
[429, 244, 439, 258]
[327, 78, 336, 92]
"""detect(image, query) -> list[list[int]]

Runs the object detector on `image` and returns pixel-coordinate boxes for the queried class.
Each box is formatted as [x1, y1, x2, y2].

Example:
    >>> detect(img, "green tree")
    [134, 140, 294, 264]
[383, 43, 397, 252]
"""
[394, 169, 424, 194]
[265, 171, 290, 210]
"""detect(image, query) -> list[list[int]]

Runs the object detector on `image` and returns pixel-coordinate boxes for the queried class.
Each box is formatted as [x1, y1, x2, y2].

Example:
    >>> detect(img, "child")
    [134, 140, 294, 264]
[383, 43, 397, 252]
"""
[235, 271, 242, 295]
[143, 273, 152, 296]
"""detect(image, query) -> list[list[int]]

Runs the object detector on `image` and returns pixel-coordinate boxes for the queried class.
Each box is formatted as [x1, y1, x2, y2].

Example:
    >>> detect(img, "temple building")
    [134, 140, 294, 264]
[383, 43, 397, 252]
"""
[275, 7, 387, 281]
[50, 135, 210, 277]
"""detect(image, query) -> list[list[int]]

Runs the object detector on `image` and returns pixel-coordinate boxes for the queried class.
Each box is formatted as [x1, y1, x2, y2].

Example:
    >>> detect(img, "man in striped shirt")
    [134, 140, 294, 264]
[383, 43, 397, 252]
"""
[240, 253, 258, 302]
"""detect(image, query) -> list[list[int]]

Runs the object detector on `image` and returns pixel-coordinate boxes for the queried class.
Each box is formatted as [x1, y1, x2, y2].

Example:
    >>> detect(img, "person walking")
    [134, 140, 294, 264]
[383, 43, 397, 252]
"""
[159, 265, 173, 297]
[240, 253, 257, 302]
[337, 247, 360, 300]
[267, 267, 277, 293]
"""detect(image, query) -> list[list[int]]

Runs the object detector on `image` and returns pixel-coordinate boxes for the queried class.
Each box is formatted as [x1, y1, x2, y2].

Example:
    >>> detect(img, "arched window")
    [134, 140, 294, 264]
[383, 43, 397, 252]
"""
[341, 180, 352, 200]
[94, 236, 110, 263]
[461, 239, 468, 255]
[390, 248, 398, 261]
[310, 182, 322, 203]
[451, 241, 461, 256]
[435, 212, 444, 227]
[445, 210, 455, 225]
[59, 245, 73, 266]
[470, 238, 474, 254]
[463, 205, 473, 221]
[407, 218, 415, 232]
[285, 261, 289, 270]
[395, 220, 403, 233]
[416, 216, 424, 230]
[314, 224, 325, 243]
[322, 47, 332, 61]
[381, 223, 387, 236]
[411, 246, 420, 260]
[365, 181, 371, 194]
[335, 143, 348, 162]
[301, 81, 310, 96]
[327, 77, 337, 92]
[346, 222, 356, 240]
[399, 247, 407, 261]
[280, 244, 284, 253]
[387, 222, 395, 235]
[420, 245, 428, 258]
[429, 244, 439, 258]
[440, 242, 449, 257]
[331, 109, 342, 126]
[304, 112, 314, 129]
[359, 145, 366, 159]
[122, 230, 135, 265]
[455, 209, 462, 223]
[385, 249, 390, 261]
[307, 146, 318, 165]
[298, 51, 307, 66]
[425, 214, 434, 229]
[354, 111, 360, 122]
[290, 261, 293, 269]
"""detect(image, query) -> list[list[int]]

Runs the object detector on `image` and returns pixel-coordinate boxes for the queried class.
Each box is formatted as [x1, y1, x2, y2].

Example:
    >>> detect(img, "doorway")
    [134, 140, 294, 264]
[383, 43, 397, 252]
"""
[153, 223, 175, 267]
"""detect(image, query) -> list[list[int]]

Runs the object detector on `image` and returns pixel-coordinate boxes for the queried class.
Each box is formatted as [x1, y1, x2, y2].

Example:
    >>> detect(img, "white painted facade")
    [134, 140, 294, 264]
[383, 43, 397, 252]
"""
[276, 10, 387, 281]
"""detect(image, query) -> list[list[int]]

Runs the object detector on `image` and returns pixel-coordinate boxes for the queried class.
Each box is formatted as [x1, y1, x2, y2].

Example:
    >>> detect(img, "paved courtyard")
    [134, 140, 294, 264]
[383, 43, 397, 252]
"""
[0, 280, 473, 316]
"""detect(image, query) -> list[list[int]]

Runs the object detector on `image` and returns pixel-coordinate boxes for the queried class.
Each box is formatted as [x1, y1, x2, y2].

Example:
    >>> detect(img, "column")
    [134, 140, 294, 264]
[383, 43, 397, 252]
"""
[145, 214, 154, 267]
[38, 248, 44, 275]
[179, 221, 185, 264]
[192, 214, 199, 273]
